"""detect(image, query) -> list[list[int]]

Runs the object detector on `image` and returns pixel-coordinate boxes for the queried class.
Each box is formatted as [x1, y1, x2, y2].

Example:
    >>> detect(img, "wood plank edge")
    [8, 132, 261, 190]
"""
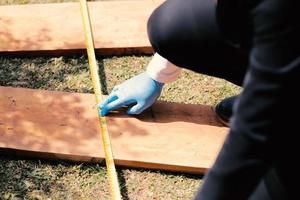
[115, 159, 207, 174]
[0, 47, 154, 57]
[0, 147, 104, 163]
[0, 147, 207, 174]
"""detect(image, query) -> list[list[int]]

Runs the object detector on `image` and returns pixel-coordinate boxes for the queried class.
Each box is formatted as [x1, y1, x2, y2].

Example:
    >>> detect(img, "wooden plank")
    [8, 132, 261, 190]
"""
[0, 86, 228, 174]
[0, 1, 163, 56]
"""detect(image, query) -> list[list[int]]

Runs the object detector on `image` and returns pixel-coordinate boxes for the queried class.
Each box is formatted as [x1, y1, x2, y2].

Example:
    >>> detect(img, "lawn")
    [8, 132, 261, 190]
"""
[0, 1, 241, 199]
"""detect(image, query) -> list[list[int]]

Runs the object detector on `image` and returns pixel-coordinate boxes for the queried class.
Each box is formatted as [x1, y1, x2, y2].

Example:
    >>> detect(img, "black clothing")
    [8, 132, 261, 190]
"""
[215, 95, 238, 125]
[147, 0, 248, 86]
[147, 0, 299, 199]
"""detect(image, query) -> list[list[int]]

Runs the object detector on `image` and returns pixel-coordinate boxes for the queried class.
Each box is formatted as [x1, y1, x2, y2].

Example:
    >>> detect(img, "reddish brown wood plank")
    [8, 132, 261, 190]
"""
[0, 86, 228, 173]
[0, 1, 163, 56]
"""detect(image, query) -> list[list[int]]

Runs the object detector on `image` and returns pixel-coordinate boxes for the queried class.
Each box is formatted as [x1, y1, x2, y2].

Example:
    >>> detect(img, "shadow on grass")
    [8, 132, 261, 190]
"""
[0, 154, 202, 199]
[0, 155, 110, 198]
[98, 59, 109, 95]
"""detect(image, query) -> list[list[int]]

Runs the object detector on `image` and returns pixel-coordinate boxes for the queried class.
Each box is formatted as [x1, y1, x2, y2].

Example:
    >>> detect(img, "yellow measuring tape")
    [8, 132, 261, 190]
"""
[79, 0, 122, 199]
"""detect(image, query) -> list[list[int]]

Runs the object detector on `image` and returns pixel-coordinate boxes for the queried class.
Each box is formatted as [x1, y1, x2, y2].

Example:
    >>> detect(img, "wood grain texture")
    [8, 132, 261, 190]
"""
[0, 86, 228, 174]
[0, 1, 163, 56]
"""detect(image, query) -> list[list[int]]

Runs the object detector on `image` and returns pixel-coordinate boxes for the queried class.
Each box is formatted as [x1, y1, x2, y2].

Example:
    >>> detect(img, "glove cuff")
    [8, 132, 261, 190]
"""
[146, 53, 182, 83]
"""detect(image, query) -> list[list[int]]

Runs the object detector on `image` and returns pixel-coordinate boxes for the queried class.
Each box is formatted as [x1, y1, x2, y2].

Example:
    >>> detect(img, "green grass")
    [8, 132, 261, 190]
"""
[0, 0, 241, 199]
[0, 157, 203, 200]
[0, 56, 239, 104]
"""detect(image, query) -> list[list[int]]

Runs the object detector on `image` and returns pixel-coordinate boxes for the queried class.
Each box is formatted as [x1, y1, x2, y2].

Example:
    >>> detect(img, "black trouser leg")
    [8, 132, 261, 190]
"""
[147, 0, 248, 86]
[248, 179, 272, 200]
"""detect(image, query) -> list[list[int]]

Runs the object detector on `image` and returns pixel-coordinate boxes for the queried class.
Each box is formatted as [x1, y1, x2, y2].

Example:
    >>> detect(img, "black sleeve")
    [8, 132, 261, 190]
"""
[195, 0, 300, 199]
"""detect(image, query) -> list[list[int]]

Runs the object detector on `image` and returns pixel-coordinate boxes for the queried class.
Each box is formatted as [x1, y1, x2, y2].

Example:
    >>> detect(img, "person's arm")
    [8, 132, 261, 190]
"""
[195, 0, 299, 199]
[99, 53, 181, 116]
[147, 53, 182, 83]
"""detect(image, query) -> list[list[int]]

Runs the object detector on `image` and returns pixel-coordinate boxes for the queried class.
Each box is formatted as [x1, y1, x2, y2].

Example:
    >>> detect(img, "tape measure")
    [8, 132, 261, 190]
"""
[79, 0, 122, 199]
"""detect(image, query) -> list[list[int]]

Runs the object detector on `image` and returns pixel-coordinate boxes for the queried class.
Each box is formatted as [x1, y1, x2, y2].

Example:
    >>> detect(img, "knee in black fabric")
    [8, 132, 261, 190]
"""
[147, 0, 247, 86]
[147, 0, 223, 65]
[147, 4, 179, 61]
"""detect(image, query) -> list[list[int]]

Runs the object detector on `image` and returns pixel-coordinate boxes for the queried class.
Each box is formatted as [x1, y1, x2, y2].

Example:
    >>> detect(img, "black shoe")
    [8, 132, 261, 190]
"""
[214, 95, 238, 126]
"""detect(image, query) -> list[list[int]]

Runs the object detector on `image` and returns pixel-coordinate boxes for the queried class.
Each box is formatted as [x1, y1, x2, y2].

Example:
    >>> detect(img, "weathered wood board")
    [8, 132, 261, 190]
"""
[0, 86, 228, 173]
[0, 1, 164, 56]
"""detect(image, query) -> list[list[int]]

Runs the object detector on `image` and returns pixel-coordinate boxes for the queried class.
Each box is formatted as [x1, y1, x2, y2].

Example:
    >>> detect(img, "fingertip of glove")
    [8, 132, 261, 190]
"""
[127, 108, 142, 115]
[99, 109, 107, 117]
[126, 110, 134, 115]
[126, 109, 137, 115]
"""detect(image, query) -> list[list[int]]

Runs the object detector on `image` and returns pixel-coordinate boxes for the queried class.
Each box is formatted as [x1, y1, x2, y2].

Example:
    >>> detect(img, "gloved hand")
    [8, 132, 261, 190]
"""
[99, 72, 164, 116]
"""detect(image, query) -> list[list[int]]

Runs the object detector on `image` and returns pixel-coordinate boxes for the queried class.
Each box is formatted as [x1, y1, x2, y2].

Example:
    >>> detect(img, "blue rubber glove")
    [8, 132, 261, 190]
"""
[99, 72, 164, 116]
